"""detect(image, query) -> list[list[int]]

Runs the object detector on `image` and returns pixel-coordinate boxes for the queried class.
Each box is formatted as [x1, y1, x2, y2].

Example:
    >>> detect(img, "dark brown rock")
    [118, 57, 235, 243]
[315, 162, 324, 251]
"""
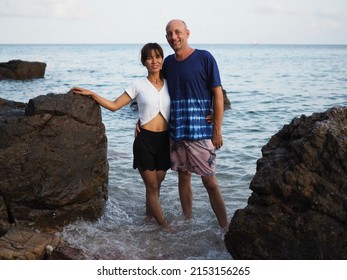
[0, 196, 10, 236]
[0, 60, 46, 80]
[0, 92, 108, 232]
[222, 88, 231, 110]
[225, 106, 347, 259]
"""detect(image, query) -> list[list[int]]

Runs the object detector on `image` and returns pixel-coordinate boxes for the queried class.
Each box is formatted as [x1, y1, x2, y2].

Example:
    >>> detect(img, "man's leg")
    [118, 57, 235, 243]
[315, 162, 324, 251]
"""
[202, 175, 228, 231]
[178, 170, 193, 219]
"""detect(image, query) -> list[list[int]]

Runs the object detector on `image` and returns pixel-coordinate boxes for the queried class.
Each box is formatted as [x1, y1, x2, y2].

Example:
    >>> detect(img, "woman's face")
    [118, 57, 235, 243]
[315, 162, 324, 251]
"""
[144, 49, 163, 74]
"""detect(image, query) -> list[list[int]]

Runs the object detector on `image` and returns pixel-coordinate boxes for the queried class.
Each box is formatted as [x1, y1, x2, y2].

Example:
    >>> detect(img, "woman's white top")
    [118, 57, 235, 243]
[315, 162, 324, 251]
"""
[125, 78, 170, 126]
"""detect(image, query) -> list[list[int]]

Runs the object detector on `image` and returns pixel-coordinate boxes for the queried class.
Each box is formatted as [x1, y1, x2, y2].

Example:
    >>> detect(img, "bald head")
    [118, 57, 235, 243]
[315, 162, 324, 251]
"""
[166, 19, 187, 31]
[165, 19, 192, 57]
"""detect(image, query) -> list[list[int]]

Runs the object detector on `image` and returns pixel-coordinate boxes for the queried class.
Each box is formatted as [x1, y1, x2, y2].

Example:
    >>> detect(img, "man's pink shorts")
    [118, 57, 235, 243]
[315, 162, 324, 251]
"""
[170, 139, 216, 176]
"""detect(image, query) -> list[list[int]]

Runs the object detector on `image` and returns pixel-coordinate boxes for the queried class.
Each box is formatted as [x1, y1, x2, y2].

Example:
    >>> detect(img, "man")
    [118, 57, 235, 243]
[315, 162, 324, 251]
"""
[163, 19, 228, 231]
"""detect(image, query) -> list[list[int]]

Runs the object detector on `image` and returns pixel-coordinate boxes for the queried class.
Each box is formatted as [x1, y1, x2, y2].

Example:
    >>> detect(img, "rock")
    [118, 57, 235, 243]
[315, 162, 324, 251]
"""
[225, 106, 347, 259]
[0, 92, 108, 232]
[222, 88, 231, 110]
[0, 197, 10, 236]
[0, 225, 87, 260]
[0, 226, 60, 260]
[47, 239, 88, 260]
[0, 60, 46, 80]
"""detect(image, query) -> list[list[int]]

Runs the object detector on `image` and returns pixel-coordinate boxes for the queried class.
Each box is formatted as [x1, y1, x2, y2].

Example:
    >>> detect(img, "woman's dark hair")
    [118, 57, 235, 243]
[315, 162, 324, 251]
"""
[140, 43, 164, 66]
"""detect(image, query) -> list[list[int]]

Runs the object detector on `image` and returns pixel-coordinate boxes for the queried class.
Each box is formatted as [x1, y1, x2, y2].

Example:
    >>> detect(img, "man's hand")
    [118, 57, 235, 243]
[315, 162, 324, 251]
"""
[134, 119, 141, 137]
[212, 130, 223, 149]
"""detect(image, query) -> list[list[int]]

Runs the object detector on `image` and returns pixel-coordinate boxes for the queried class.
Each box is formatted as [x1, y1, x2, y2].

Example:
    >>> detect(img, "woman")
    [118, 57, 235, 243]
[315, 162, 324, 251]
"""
[71, 43, 171, 229]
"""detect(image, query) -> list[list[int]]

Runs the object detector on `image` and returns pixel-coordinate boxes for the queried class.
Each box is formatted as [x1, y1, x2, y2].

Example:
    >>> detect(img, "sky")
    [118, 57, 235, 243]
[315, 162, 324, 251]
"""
[0, 0, 346, 44]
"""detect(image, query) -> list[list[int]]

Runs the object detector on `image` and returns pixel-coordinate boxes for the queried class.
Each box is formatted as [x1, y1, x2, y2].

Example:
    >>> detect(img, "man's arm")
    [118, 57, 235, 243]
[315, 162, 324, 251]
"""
[211, 86, 224, 149]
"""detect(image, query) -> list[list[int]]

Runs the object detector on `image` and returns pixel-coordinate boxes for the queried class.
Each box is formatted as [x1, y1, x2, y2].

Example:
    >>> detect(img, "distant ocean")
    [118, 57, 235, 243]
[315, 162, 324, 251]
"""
[1, 44, 346, 259]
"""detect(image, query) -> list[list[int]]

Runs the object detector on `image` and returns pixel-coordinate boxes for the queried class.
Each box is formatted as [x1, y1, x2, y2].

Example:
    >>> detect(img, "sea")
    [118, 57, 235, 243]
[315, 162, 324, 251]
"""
[0, 44, 346, 260]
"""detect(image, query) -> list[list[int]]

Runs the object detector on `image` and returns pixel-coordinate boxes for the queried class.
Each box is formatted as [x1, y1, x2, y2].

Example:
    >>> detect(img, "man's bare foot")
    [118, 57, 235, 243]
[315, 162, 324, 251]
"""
[144, 215, 153, 224]
[162, 223, 176, 233]
[184, 211, 192, 221]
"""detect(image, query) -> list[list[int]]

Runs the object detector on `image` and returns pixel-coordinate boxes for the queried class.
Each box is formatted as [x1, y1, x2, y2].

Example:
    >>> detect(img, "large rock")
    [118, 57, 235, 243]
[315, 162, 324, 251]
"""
[0, 60, 46, 80]
[0, 92, 108, 232]
[225, 106, 347, 259]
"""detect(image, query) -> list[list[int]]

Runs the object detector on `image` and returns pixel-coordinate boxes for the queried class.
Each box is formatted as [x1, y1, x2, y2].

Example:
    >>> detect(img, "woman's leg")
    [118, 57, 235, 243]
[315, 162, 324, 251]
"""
[139, 170, 167, 227]
[156, 170, 166, 197]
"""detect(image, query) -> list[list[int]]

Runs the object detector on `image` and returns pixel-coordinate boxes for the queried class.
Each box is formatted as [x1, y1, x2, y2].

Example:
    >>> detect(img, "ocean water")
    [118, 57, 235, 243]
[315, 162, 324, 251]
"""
[1, 44, 346, 259]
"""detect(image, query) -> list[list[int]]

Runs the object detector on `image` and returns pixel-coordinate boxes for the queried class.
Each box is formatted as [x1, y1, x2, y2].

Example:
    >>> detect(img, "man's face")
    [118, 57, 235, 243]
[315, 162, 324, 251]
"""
[165, 20, 190, 52]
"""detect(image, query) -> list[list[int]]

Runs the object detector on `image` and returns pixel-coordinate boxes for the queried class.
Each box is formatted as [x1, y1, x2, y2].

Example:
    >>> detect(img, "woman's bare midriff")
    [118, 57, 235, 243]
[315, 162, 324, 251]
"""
[141, 113, 168, 132]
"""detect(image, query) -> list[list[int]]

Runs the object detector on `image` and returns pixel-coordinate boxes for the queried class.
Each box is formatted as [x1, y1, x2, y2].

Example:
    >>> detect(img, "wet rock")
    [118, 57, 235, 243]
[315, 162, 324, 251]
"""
[0, 226, 60, 260]
[0, 60, 46, 80]
[47, 239, 88, 260]
[0, 92, 108, 232]
[225, 106, 347, 259]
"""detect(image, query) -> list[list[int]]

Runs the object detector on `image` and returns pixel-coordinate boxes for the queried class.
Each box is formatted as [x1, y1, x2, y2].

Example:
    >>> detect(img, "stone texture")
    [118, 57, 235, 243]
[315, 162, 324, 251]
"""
[222, 88, 231, 110]
[225, 106, 347, 259]
[0, 226, 87, 260]
[0, 226, 60, 260]
[0, 92, 108, 232]
[0, 60, 46, 80]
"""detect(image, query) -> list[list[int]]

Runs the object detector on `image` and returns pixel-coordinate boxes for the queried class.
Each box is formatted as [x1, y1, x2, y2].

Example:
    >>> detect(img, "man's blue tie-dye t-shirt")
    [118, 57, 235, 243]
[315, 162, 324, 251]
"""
[163, 49, 222, 141]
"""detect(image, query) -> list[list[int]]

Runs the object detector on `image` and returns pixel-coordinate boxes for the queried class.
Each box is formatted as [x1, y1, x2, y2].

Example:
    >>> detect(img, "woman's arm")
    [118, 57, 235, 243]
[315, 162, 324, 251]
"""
[71, 87, 132, 112]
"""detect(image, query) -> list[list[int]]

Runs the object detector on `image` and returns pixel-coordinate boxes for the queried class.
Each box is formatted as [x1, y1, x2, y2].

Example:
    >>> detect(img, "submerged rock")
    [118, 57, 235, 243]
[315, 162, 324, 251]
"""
[0, 60, 46, 80]
[225, 106, 347, 259]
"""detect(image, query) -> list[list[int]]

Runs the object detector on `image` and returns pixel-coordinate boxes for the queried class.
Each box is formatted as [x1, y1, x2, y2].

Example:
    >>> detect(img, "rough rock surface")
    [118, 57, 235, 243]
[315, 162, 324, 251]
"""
[0, 92, 108, 259]
[222, 88, 231, 110]
[0, 60, 46, 80]
[225, 106, 347, 259]
[0, 226, 88, 260]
